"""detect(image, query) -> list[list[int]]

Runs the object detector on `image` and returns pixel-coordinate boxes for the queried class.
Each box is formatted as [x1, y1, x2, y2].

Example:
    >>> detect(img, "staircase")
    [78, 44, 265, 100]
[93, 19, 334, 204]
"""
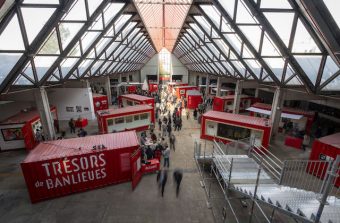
[194, 140, 340, 223]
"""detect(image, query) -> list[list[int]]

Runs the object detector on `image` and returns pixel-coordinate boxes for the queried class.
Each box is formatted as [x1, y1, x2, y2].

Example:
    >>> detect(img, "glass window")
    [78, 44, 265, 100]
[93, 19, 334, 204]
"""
[292, 19, 321, 53]
[323, 0, 340, 28]
[140, 113, 148, 120]
[287, 76, 302, 85]
[125, 116, 133, 123]
[78, 59, 94, 75]
[63, 0, 87, 21]
[23, 0, 59, 4]
[115, 117, 124, 124]
[38, 30, 60, 55]
[14, 75, 34, 85]
[0, 53, 22, 85]
[321, 56, 340, 86]
[0, 14, 25, 50]
[81, 31, 100, 52]
[68, 44, 81, 57]
[260, 0, 292, 9]
[115, 15, 132, 34]
[322, 75, 340, 91]
[21, 7, 56, 44]
[239, 25, 262, 51]
[261, 33, 281, 56]
[107, 119, 113, 126]
[59, 22, 84, 50]
[236, 1, 258, 24]
[264, 58, 285, 80]
[103, 3, 125, 26]
[264, 12, 294, 47]
[218, 0, 235, 18]
[90, 14, 104, 31]
[217, 123, 251, 140]
[224, 34, 242, 55]
[294, 55, 322, 84]
[60, 58, 79, 76]
[33, 56, 58, 80]
[87, 0, 102, 17]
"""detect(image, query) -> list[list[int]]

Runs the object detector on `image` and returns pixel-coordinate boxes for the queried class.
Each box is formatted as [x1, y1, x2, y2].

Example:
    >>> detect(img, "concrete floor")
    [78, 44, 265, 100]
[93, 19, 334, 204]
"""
[0, 106, 313, 223]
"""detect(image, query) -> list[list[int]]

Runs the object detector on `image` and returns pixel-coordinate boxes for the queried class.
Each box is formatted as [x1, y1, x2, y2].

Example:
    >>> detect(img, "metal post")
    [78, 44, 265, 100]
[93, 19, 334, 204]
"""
[279, 160, 286, 185]
[228, 158, 234, 188]
[249, 166, 262, 223]
[319, 159, 334, 194]
[314, 156, 340, 223]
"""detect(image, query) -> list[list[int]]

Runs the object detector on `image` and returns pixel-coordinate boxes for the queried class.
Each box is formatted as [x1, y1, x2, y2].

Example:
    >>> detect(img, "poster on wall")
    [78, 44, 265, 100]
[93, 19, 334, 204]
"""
[1, 128, 24, 141]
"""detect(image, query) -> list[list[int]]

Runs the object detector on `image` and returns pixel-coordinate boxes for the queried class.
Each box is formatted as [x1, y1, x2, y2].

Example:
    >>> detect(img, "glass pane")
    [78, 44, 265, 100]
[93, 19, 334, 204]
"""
[295, 55, 322, 84]
[264, 12, 294, 47]
[200, 5, 221, 28]
[33, 56, 58, 80]
[322, 75, 340, 91]
[23, 0, 58, 4]
[214, 39, 229, 56]
[322, 0, 340, 28]
[321, 56, 340, 85]
[260, 0, 292, 9]
[87, 49, 96, 59]
[292, 19, 320, 53]
[264, 58, 285, 80]
[224, 33, 242, 55]
[78, 59, 94, 75]
[96, 37, 111, 55]
[236, 1, 258, 24]
[87, 0, 102, 17]
[221, 18, 234, 32]
[48, 74, 59, 82]
[81, 31, 100, 52]
[22, 62, 35, 81]
[60, 58, 79, 76]
[287, 76, 302, 85]
[103, 3, 125, 26]
[63, 0, 87, 21]
[244, 59, 261, 78]
[0, 14, 25, 50]
[68, 44, 81, 57]
[89, 14, 104, 31]
[59, 22, 83, 50]
[38, 30, 60, 55]
[21, 7, 56, 44]
[239, 25, 262, 51]
[14, 75, 33, 85]
[115, 15, 132, 34]
[261, 33, 281, 56]
[284, 65, 295, 82]
[218, 0, 235, 18]
[0, 53, 22, 84]
[242, 45, 254, 58]
[91, 60, 104, 75]
[106, 41, 120, 56]
[231, 61, 246, 75]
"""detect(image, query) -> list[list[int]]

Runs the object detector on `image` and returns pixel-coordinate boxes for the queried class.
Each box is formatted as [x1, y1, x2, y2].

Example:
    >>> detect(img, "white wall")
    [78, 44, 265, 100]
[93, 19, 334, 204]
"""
[172, 54, 188, 83]
[48, 88, 96, 121]
[0, 101, 35, 122]
[141, 55, 158, 82]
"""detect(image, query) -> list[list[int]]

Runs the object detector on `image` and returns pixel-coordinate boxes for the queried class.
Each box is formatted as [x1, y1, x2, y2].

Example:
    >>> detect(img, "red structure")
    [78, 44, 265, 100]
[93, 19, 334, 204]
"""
[174, 85, 198, 99]
[92, 93, 109, 113]
[250, 102, 315, 134]
[309, 133, 340, 187]
[97, 105, 154, 134]
[119, 94, 155, 109]
[167, 82, 188, 93]
[21, 131, 140, 203]
[213, 95, 259, 113]
[201, 110, 271, 149]
[0, 106, 58, 151]
[186, 90, 203, 109]
[148, 82, 158, 93]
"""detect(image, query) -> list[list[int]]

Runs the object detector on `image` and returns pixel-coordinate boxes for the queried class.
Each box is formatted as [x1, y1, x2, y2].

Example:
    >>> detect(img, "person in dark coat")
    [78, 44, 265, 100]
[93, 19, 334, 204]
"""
[69, 118, 76, 133]
[158, 118, 162, 131]
[173, 169, 183, 197]
[193, 109, 198, 120]
[157, 169, 168, 197]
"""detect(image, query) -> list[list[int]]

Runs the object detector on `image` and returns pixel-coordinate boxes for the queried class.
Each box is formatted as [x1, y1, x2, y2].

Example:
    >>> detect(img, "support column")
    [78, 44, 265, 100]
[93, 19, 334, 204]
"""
[232, 80, 243, 114]
[216, 76, 222, 97]
[34, 87, 56, 140]
[270, 87, 286, 138]
[106, 76, 112, 105]
[117, 74, 121, 97]
[205, 74, 210, 97]
[254, 88, 259, 98]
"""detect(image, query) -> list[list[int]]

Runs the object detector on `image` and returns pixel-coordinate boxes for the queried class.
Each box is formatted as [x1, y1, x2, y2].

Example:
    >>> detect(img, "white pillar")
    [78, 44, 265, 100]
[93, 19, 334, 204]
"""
[106, 76, 112, 105]
[216, 76, 222, 97]
[254, 88, 259, 98]
[270, 87, 286, 138]
[117, 74, 121, 96]
[34, 87, 56, 140]
[232, 80, 243, 114]
[205, 74, 210, 97]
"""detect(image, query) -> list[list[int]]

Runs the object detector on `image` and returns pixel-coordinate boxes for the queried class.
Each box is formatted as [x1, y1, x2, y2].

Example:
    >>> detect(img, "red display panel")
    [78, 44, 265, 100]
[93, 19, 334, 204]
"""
[174, 86, 198, 99]
[130, 149, 143, 190]
[92, 94, 109, 113]
[212, 95, 260, 113]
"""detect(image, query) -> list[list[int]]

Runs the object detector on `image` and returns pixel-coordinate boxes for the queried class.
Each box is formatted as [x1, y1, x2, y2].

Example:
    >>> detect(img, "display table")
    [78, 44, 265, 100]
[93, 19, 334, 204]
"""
[284, 136, 303, 149]
[142, 159, 160, 174]
[75, 118, 88, 128]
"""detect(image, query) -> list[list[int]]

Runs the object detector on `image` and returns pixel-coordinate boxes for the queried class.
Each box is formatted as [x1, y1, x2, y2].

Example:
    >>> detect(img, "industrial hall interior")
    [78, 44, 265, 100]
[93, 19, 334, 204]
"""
[1, 0, 340, 222]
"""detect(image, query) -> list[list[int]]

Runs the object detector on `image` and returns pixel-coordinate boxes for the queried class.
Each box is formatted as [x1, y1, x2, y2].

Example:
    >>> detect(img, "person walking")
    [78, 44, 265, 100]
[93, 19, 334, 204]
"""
[162, 145, 170, 168]
[178, 118, 182, 131]
[167, 122, 172, 136]
[162, 122, 167, 137]
[186, 109, 190, 120]
[158, 118, 162, 131]
[193, 109, 198, 120]
[169, 133, 176, 151]
[157, 169, 168, 197]
[68, 118, 76, 134]
[173, 169, 183, 197]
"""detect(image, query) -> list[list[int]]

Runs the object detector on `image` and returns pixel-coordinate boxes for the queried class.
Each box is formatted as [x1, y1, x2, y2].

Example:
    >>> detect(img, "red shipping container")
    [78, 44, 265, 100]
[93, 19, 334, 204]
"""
[201, 110, 271, 150]
[97, 105, 155, 134]
[119, 94, 155, 109]
[251, 102, 315, 135]
[174, 85, 198, 99]
[21, 131, 140, 203]
[186, 90, 203, 109]
[0, 106, 58, 151]
[309, 133, 340, 187]
[92, 93, 109, 113]
[212, 95, 259, 113]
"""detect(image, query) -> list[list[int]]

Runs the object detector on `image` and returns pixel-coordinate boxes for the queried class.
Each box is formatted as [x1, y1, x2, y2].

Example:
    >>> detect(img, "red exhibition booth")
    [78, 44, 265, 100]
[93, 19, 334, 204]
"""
[174, 85, 198, 99]
[167, 82, 188, 94]
[201, 110, 271, 149]
[97, 105, 154, 134]
[21, 131, 142, 203]
[186, 90, 203, 109]
[248, 102, 315, 135]
[119, 94, 155, 109]
[213, 95, 259, 113]
[92, 93, 109, 113]
[148, 82, 158, 93]
[0, 106, 58, 151]
[308, 132, 340, 187]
